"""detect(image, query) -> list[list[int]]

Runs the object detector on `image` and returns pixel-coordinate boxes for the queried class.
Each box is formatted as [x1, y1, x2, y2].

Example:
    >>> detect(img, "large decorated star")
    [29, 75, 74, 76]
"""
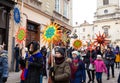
[41, 22, 62, 44]
[94, 32, 109, 46]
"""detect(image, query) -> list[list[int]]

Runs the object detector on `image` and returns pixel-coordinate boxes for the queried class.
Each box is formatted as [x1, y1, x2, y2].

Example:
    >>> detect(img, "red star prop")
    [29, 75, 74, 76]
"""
[94, 32, 109, 46]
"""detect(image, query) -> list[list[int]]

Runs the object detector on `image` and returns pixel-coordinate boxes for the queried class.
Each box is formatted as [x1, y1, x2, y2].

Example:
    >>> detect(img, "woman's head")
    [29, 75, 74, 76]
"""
[55, 48, 65, 58]
[27, 41, 40, 54]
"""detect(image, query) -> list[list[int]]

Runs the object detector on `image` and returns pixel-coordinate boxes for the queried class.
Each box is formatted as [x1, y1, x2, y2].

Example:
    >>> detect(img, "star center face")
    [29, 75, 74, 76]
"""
[45, 26, 55, 39]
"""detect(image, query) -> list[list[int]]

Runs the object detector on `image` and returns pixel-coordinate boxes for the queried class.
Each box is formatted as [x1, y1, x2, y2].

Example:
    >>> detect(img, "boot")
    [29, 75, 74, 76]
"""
[87, 79, 92, 83]
[97, 79, 100, 83]
[107, 77, 109, 80]
[100, 79, 102, 83]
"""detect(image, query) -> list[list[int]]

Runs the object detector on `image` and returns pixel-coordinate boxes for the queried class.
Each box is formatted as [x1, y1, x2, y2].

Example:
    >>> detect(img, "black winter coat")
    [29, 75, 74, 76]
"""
[22, 52, 43, 83]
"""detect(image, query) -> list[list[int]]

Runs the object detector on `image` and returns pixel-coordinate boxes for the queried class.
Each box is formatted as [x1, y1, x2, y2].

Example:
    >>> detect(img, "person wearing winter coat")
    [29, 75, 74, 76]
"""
[93, 55, 107, 83]
[40, 46, 47, 78]
[84, 50, 96, 83]
[20, 41, 43, 83]
[105, 47, 115, 80]
[115, 51, 120, 68]
[70, 51, 86, 83]
[0, 45, 8, 83]
[49, 47, 71, 83]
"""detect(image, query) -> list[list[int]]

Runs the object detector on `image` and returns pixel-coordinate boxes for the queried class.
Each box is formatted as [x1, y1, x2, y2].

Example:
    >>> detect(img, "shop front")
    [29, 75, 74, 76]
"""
[0, 0, 16, 49]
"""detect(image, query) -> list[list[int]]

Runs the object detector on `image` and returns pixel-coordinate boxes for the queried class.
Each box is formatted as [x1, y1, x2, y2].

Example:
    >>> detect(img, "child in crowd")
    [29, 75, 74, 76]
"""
[70, 51, 86, 83]
[93, 55, 107, 83]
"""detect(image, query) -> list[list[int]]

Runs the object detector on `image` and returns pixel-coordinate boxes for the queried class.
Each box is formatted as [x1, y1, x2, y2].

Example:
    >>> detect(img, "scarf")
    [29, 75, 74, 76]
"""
[55, 57, 65, 65]
[71, 58, 79, 79]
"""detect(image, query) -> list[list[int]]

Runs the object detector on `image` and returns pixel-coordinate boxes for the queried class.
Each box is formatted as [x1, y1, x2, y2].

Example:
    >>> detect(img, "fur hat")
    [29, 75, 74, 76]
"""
[72, 51, 79, 55]
[27, 41, 40, 54]
[55, 48, 65, 56]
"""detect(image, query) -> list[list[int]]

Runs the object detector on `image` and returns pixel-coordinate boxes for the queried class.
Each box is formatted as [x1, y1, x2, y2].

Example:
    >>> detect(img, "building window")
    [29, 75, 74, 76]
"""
[55, 0, 60, 12]
[102, 25, 110, 37]
[83, 28, 85, 32]
[104, 28, 108, 36]
[63, 0, 68, 17]
[27, 23, 38, 32]
[103, 0, 109, 5]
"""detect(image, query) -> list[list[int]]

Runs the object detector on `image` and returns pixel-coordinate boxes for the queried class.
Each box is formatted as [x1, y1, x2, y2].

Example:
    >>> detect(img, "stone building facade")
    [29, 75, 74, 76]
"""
[1, 0, 73, 71]
[74, 0, 120, 47]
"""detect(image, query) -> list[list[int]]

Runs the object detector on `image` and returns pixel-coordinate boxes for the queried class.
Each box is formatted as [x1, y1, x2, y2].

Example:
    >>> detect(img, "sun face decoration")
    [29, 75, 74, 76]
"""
[61, 31, 70, 45]
[41, 22, 62, 44]
[73, 39, 82, 49]
[16, 28, 26, 43]
[94, 32, 109, 46]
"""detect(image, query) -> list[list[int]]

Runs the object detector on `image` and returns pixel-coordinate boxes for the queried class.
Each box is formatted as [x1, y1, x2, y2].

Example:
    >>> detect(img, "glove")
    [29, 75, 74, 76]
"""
[50, 67, 54, 72]
[2, 77, 7, 82]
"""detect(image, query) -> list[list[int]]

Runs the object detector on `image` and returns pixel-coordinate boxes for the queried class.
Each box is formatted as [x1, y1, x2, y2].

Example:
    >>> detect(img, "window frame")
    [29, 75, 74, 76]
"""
[103, 0, 109, 5]
[55, 0, 60, 13]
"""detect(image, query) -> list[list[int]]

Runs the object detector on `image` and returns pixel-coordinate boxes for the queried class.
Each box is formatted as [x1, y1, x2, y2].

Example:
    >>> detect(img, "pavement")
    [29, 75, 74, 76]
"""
[7, 68, 119, 83]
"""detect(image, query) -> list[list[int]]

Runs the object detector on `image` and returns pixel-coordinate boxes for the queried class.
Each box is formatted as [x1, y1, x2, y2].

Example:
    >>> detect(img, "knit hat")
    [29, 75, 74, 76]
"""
[72, 51, 79, 55]
[97, 55, 102, 59]
[55, 48, 65, 56]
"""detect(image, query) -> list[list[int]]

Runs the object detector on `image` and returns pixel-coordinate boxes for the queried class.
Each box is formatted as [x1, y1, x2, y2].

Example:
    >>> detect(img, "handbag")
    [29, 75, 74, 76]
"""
[89, 63, 95, 70]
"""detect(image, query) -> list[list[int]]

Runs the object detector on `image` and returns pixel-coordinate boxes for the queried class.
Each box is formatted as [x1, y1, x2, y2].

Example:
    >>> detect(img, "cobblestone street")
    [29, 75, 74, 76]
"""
[7, 68, 119, 83]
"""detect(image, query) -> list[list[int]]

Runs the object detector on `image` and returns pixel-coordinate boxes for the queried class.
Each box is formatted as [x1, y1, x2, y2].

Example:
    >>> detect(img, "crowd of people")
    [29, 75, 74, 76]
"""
[0, 41, 120, 83]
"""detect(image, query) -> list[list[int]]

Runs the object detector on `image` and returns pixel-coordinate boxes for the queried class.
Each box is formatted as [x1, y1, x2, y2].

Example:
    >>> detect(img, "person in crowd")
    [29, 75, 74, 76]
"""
[114, 45, 120, 68]
[70, 51, 86, 83]
[115, 51, 120, 68]
[40, 45, 47, 78]
[95, 46, 102, 57]
[93, 55, 107, 83]
[66, 46, 74, 58]
[19, 47, 28, 83]
[105, 47, 115, 80]
[118, 73, 120, 83]
[14, 44, 21, 72]
[20, 41, 43, 83]
[0, 45, 8, 83]
[49, 47, 71, 83]
[84, 50, 96, 83]
[80, 49, 86, 62]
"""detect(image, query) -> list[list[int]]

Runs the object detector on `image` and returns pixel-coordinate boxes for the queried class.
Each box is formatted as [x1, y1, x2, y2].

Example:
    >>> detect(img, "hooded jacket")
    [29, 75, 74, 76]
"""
[0, 50, 8, 83]
[94, 59, 107, 73]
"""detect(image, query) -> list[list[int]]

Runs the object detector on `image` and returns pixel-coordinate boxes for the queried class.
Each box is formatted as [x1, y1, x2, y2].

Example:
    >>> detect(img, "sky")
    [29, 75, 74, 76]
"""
[72, 0, 97, 26]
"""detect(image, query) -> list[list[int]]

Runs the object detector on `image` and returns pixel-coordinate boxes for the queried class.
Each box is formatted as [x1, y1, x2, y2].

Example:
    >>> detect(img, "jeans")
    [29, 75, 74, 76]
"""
[106, 64, 114, 78]
[96, 72, 102, 83]
[40, 75, 43, 83]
